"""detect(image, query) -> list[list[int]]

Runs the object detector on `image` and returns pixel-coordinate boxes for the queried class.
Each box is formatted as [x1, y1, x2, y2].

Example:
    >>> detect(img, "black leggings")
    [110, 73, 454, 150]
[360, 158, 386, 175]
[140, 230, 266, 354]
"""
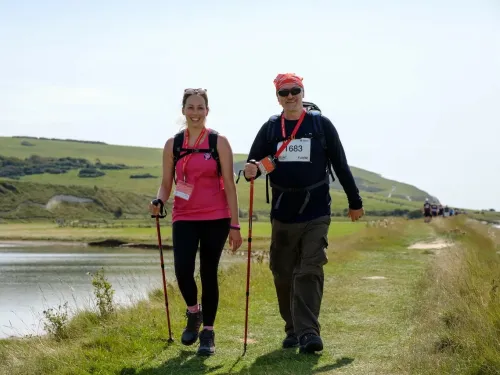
[172, 218, 230, 327]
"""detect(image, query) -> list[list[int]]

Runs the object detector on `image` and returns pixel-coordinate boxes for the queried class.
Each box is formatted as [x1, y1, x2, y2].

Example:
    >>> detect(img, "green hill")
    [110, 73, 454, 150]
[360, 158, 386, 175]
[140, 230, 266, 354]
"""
[0, 136, 436, 220]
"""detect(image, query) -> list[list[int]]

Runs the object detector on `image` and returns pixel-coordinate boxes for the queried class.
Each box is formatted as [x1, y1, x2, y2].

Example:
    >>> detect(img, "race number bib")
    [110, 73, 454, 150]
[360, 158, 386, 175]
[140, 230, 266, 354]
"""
[277, 138, 311, 162]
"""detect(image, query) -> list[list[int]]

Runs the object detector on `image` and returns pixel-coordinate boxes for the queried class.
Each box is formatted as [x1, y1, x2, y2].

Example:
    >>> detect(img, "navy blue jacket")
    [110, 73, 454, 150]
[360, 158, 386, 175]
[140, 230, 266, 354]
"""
[246, 111, 363, 223]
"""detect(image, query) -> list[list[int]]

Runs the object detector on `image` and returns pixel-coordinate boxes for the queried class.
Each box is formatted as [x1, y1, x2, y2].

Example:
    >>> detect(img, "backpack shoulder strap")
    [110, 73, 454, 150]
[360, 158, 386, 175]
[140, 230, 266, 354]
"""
[266, 114, 281, 143]
[171, 131, 185, 183]
[207, 129, 222, 177]
[172, 130, 184, 167]
[309, 111, 335, 183]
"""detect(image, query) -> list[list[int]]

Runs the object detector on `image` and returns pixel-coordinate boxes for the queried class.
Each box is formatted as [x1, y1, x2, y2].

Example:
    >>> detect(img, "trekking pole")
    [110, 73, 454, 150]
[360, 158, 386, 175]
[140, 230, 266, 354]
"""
[236, 161, 256, 355]
[151, 200, 174, 343]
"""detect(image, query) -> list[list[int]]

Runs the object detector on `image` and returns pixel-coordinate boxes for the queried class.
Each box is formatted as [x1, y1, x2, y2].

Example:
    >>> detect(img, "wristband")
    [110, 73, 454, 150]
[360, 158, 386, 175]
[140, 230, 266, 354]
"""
[230, 224, 240, 230]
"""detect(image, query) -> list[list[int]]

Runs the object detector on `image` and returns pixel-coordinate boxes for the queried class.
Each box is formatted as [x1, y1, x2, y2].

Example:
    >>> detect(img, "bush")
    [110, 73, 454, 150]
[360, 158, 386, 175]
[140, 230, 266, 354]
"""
[129, 173, 157, 179]
[0, 155, 134, 178]
[78, 168, 106, 178]
[89, 268, 115, 318]
[114, 207, 123, 219]
[407, 209, 423, 219]
[99, 163, 130, 170]
[42, 302, 69, 341]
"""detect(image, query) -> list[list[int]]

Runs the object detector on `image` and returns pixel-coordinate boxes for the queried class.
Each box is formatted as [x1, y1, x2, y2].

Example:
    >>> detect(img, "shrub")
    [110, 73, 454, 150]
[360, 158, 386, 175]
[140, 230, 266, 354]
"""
[78, 168, 105, 178]
[42, 302, 69, 341]
[89, 268, 115, 318]
[129, 173, 157, 179]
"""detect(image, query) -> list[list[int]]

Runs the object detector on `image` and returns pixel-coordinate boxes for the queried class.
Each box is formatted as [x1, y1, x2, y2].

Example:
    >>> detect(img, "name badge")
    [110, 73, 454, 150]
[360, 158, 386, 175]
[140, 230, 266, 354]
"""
[258, 156, 276, 175]
[277, 138, 311, 162]
[174, 181, 194, 201]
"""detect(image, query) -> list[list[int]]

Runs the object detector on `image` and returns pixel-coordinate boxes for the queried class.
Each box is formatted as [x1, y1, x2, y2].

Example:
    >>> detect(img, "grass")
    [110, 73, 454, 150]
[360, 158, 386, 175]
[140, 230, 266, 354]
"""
[0, 135, 433, 203]
[0, 177, 426, 223]
[2, 217, 498, 374]
[400, 217, 500, 374]
[0, 136, 163, 167]
[0, 220, 364, 251]
[467, 210, 500, 223]
[0, 135, 454, 222]
[0, 180, 151, 221]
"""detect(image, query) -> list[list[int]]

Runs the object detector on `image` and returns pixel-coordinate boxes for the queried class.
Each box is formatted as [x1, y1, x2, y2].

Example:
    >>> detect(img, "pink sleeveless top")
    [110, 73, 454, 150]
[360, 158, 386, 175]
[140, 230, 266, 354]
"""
[171, 129, 231, 223]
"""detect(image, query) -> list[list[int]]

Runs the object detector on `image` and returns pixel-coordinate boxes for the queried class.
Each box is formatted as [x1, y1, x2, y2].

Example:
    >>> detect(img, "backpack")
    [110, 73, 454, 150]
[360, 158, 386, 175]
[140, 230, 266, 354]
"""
[262, 101, 336, 206]
[172, 129, 221, 184]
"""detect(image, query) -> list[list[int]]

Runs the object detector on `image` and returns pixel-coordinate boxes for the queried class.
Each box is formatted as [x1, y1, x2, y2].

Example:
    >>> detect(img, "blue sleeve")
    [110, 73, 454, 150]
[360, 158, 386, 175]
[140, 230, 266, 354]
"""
[321, 116, 363, 210]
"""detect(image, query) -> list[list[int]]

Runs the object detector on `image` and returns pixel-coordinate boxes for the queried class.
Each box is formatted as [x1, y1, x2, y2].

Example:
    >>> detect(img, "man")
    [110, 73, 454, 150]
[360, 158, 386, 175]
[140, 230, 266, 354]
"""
[423, 198, 432, 223]
[242, 73, 364, 354]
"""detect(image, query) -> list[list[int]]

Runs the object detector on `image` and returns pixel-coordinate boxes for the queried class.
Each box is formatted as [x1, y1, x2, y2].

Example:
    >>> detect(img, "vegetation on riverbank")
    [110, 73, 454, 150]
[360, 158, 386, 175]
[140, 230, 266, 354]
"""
[1, 216, 498, 374]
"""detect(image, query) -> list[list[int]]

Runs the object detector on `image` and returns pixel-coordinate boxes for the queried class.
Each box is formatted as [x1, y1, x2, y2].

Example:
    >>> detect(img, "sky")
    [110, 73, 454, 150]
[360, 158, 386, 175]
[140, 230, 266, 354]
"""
[0, 0, 499, 210]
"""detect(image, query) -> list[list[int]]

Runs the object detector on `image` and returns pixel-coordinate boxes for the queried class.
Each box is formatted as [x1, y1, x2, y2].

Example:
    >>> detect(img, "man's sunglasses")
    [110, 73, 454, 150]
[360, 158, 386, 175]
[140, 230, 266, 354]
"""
[277, 87, 302, 97]
[184, 88, 207, 95]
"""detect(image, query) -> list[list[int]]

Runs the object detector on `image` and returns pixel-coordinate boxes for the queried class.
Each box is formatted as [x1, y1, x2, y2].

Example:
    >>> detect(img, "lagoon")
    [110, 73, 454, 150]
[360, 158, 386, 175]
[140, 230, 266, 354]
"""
[0, 241, 240, 339]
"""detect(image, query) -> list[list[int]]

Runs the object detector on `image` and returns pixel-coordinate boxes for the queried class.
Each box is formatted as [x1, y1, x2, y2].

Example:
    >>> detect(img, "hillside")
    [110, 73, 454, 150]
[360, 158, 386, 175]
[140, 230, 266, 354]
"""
[0, 136, 436, 220]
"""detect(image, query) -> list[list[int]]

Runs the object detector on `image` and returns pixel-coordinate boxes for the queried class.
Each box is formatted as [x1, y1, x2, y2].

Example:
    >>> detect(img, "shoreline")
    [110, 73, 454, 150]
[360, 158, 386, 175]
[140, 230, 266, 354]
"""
[0, 238, 268, 259]
[0, 238, 167, 249]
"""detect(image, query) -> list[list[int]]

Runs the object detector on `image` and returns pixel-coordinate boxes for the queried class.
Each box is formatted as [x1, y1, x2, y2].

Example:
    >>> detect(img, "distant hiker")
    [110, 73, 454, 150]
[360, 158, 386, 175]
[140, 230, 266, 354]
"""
[242, 73, 364, 354]
[431, 203, 438, 217]
[444, 205, 450, 217]
[423, 199, 432, 222]
[438, 204, 444, 217]
[149, 88, 243, 356]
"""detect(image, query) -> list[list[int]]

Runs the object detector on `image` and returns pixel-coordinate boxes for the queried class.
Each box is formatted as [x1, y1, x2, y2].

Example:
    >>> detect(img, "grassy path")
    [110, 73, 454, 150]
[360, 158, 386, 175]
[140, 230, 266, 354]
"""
[3, 217, 497, 374]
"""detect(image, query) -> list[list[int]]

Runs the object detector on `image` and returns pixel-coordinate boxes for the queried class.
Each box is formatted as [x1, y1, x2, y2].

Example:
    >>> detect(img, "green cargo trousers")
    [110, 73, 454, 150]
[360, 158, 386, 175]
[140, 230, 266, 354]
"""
[269, 215, 331, 338]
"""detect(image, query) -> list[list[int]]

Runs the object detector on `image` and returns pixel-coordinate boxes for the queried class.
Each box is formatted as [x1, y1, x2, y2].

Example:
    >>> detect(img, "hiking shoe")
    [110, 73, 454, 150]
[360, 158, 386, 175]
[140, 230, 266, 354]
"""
[181, 308, 202, 346]
[299, 333, 323, 354]
[197, 329, 215, 356]
[282, 333, 299, 348]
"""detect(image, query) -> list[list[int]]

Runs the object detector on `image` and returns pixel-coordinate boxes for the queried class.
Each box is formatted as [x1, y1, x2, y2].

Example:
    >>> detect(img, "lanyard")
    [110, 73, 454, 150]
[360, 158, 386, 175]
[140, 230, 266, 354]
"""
[181, 127, 206, 181]
[274, 109, 306, 158]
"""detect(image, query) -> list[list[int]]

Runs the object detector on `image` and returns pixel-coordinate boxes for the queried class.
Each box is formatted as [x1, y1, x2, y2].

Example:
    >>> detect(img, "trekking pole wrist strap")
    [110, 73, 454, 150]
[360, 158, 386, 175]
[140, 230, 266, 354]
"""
[151, 198, 167, 218]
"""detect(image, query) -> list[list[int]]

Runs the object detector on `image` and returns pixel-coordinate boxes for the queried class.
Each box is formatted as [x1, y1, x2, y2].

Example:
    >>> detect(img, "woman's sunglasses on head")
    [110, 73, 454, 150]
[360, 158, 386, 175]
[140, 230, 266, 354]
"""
[184, 88, 207, 95]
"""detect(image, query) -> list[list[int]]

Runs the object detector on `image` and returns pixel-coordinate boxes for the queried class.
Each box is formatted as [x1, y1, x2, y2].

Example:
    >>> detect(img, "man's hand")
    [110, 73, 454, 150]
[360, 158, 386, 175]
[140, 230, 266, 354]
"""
[348, 208, 364, 222]
[243, 160, 259, 179]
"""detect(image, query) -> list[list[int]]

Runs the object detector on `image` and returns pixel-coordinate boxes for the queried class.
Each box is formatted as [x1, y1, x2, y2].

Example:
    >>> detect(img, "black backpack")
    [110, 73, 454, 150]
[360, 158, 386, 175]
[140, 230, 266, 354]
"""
[172, 129, 221, 184]
[262, 101, 336, 204]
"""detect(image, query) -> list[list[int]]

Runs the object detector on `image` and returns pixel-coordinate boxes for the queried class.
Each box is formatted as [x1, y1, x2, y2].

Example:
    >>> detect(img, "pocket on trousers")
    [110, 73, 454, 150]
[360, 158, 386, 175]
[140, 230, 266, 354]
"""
[300, 234, 329, 272]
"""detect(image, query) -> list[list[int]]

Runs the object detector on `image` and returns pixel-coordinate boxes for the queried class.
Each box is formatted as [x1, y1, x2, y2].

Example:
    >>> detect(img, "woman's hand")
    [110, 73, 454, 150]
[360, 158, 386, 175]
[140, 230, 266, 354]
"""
[229, 228, 243, 253]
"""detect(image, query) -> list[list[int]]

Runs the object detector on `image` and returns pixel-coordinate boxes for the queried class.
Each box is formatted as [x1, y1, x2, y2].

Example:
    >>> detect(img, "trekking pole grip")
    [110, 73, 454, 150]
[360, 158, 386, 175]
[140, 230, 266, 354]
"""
[235, 159, 257, 184]
[151, 198, 167, 218]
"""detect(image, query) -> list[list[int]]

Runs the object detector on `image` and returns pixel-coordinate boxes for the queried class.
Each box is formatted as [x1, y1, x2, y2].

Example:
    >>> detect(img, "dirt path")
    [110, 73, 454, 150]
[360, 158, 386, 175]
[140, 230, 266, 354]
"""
[407, 239, 452, 250]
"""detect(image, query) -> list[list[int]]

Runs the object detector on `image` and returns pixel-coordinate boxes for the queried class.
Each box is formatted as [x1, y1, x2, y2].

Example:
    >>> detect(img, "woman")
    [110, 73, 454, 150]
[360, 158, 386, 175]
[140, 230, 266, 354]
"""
[149, 88, 243, 356]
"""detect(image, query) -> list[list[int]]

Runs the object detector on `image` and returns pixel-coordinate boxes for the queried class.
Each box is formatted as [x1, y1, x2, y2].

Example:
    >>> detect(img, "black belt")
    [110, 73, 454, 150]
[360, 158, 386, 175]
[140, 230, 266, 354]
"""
[270, 175, 330, 215]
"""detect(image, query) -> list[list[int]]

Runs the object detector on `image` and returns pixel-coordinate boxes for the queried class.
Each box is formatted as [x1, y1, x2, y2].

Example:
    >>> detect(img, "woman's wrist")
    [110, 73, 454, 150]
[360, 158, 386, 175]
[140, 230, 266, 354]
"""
[230, 223, 240, 230]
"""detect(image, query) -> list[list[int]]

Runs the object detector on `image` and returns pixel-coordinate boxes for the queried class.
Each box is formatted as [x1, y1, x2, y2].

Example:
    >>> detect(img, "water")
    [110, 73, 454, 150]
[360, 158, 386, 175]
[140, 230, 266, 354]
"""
[0, 241, 240, 339]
